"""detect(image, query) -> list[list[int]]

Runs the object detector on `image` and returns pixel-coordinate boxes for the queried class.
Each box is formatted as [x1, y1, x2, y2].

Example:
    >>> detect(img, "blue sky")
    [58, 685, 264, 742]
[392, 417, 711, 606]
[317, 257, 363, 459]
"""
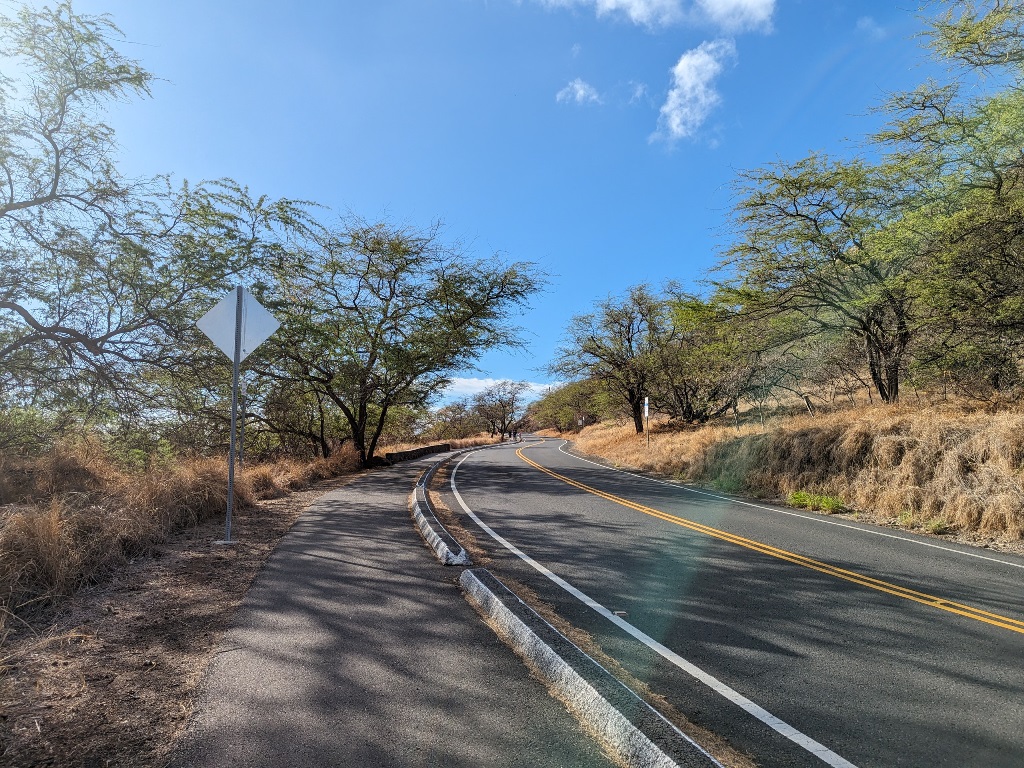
[73, 0, 938, 400]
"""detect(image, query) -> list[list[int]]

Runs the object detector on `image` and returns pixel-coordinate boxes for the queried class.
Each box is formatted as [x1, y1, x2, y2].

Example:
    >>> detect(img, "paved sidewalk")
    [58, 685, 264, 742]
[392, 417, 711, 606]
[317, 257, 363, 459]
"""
[170, 452, 615, 768]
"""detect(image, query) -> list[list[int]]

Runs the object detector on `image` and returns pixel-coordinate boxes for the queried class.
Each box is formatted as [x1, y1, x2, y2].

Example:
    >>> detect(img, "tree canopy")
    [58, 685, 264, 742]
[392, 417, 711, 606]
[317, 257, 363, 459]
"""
[0, 2, 544, 464]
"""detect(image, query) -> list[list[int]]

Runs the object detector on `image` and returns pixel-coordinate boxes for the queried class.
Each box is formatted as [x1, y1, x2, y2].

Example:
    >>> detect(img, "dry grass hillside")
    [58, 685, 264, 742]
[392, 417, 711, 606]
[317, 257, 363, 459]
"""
[567, 404, 1024, 542]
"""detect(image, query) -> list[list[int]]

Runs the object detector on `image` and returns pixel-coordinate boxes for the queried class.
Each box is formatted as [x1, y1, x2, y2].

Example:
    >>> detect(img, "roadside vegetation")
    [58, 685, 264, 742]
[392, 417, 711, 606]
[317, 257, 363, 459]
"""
[530, 2, 1024, 542]
[0, 438, 363, 646]
[547, 403, 1024, 541]
[0, 1, 540, 647]
[0, 1, 542, 472]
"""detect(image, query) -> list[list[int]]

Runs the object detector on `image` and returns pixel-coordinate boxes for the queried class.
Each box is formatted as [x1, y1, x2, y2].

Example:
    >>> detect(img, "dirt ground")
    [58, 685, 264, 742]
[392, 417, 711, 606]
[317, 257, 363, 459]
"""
[0, 473, 361, 768]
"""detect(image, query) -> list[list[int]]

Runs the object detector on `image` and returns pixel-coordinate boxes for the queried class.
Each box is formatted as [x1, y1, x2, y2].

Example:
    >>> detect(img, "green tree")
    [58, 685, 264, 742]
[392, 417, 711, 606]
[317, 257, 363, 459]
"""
[873, 8, 1024, 397]
[421, 398, 490, 441]
[472, 380, 532, 438]
[0, 2, 153, 385]
[552, 286, 660, 433]
[720, 155, 917, 403]
[524, 379, 604, 433]
[649, 292, 755, 423]
[257, 220, 542, 466]
[924, 0, 1024, 73]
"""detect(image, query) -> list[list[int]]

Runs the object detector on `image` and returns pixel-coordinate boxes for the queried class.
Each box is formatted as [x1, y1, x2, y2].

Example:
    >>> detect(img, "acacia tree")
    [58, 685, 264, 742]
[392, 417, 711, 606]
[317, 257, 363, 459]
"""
[524, 379, 604, 433]
[257, 220, 542, 466]
[0, 2, 152, 386]
[422, 398, 490, 441]
[551, 286, 660, 433]
[720, 155, 918, 403]
[871, 3, 1024, 397]
[0, 3, 304, 436]
[472, 380, 532, 438]
[647, 292, 758, 423]
[924, 0, 1024, 72]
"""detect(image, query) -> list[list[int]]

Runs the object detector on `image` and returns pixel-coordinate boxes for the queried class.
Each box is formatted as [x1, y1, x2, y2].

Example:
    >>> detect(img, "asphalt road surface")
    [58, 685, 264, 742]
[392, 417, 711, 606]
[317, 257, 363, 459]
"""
[170, 454, 617, 768]
[442, 438, 1024, 768]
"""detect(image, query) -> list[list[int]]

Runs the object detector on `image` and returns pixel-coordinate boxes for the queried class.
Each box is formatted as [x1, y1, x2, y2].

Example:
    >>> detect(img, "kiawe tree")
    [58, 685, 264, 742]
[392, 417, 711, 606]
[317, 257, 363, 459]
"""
[552, 285, 660, 433]
[652, 292, 756, 423]
[720, 155, 918, 404]
[871, 2, 1024, 397]
[0, 3, 284, 428]
[257, 220, 542, 466]
[472, 380, 532, 439]
[0, 2, 153, 382]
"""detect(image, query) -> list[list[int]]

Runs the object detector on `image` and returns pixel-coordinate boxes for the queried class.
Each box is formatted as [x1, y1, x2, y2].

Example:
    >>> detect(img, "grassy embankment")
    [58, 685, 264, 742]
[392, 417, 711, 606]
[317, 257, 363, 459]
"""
[0, 435, 495, 646]
[556, 404, 1024, 541]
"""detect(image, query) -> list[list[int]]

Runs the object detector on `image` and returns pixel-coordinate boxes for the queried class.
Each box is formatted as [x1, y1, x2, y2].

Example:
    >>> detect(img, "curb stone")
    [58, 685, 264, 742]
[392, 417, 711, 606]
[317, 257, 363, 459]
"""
[460, 568, 723, 768]
[410, 440, 519, 567]
[409, 443, 723, 768]
[410, 483, 471, 566]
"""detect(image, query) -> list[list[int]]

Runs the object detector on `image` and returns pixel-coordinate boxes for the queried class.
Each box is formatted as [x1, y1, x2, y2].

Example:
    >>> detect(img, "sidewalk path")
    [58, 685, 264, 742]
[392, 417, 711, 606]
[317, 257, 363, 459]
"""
[170, 453, 615, 768]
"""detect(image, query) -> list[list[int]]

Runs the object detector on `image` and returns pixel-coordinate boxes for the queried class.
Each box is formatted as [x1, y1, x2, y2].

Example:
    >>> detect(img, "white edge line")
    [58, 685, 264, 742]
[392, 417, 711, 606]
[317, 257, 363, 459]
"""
[556, 441, 1024, 571]
[451, 449, 859, 768]
[459, 568, 718, 768]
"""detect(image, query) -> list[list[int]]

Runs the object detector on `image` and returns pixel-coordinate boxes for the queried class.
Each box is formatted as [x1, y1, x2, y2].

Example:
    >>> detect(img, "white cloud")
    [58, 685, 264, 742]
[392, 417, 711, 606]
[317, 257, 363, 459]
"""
[534, 0, 774, 31]
[856, 16, 888, 42]
[556, 77, 602, 104]
[539, 0, 685, 28]
[444, 377, 553, 401]
[695, 0, 774, 32]
[652, 38, 735, 143]
[629, 81, 650, 104]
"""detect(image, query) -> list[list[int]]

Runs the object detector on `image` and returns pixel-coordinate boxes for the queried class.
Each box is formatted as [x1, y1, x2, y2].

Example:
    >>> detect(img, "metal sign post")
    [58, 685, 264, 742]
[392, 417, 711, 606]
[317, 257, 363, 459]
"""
[197, 286, 280, 544]
[238, 374, 247, 470]
[224, 286, 243, 543]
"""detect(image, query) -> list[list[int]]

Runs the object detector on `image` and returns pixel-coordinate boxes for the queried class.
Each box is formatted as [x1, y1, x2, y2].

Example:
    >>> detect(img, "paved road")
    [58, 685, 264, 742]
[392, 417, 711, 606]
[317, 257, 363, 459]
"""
[442, 438, 1024, 768]
[170, 453, 616, 768]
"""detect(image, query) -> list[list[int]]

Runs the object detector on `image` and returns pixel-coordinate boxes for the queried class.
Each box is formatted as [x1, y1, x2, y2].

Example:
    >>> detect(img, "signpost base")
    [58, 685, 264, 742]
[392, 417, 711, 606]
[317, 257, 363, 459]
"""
[213, 540, 237, 547]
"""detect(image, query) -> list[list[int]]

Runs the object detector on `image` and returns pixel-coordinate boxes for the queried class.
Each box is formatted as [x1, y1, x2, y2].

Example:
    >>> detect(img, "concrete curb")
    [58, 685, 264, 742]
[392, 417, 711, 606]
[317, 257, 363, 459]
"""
[460, 568, 722, 768]
[411, 441, 722, 767]
[410, 441, 518, 567]
[410, 484, 471, 566]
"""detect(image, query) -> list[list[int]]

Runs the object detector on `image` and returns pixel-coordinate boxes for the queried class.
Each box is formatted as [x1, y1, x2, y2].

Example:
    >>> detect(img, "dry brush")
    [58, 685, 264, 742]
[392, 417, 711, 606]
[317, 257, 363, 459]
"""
[572, 405, 1024, 540]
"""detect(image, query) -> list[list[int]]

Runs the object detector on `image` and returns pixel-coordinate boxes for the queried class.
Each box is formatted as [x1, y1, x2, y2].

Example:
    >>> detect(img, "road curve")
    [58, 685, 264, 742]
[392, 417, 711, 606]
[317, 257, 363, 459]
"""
[441, 437, 1024, 768]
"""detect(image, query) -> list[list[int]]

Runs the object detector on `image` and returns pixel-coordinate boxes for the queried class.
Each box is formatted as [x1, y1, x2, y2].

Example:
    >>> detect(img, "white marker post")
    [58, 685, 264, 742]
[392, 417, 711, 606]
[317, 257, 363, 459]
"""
[197, 286, 280, 544]
[644, 396, 649, 449]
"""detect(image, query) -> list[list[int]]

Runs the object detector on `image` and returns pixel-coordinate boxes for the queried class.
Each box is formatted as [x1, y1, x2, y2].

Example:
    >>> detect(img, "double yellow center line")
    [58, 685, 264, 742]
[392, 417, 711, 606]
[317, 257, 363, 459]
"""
[516, 445, 1024, 636]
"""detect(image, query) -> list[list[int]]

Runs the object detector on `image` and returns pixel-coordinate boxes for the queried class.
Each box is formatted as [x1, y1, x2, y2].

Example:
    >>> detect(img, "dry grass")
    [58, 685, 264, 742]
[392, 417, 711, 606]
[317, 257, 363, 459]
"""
[0, 440, 363, 647]
[572, 404, 1024, 540]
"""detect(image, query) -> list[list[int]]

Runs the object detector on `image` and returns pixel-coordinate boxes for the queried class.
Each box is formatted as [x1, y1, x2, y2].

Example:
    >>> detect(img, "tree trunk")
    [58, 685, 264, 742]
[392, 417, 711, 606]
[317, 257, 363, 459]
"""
[631, 397, 644, 434]
[863, 321, 905, 404]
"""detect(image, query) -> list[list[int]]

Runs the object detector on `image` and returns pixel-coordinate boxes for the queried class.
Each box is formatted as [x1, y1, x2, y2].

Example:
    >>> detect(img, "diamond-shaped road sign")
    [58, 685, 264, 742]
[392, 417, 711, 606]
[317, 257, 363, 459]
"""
[196, 286, 281, 545]
[197, 287, 280, 362]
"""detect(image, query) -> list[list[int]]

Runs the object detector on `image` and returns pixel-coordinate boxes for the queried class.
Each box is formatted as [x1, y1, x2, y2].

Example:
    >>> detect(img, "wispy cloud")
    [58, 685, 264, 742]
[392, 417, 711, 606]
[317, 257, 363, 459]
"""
[534, 0, 774, 31]
[538, 0, 685, 28]
[556, 77, 602, 104]
[534, 1, 771, 143]
[629, 81, 650, 104]
[443, 377, 552, 401]
[695, 0, 774, 32]
[855, 16, 888, 42]
[652, 38, 736, 143]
